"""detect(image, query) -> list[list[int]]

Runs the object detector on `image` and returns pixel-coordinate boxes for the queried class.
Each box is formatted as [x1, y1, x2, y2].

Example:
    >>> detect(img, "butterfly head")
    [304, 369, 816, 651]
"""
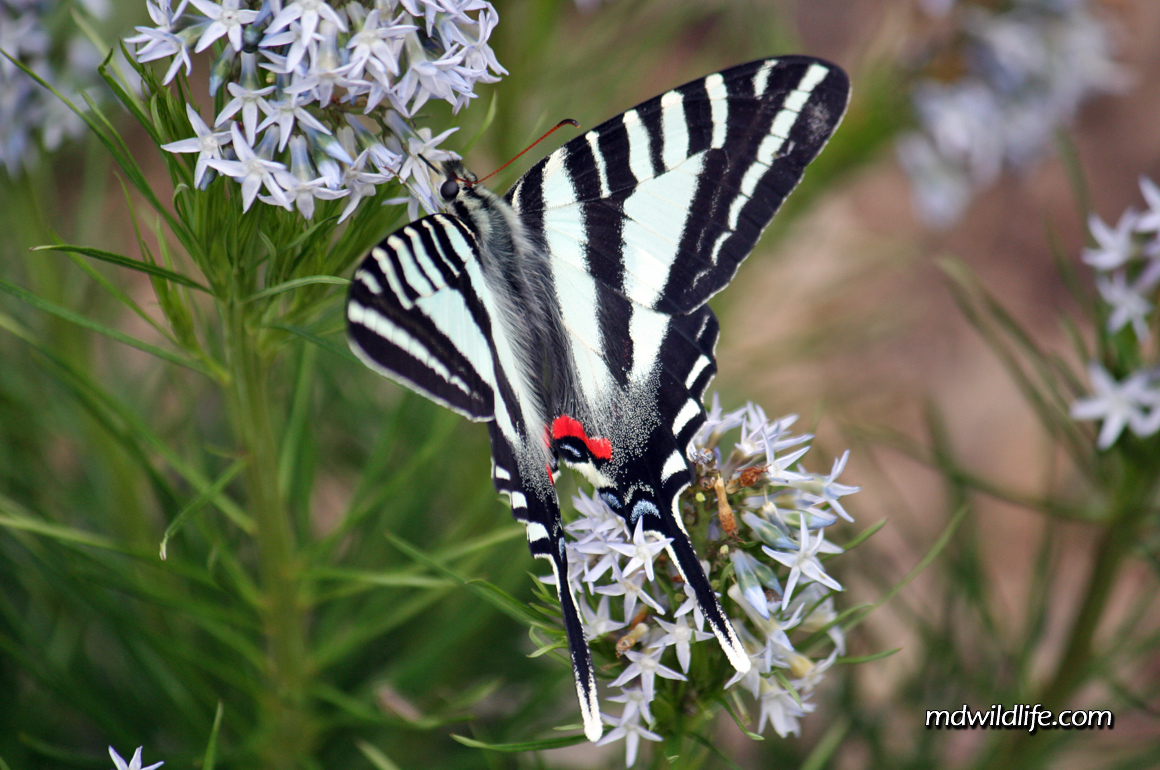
[438, 160, 477, 202]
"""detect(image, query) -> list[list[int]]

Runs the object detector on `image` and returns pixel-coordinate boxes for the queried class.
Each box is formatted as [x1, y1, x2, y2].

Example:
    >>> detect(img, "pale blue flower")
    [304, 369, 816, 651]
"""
[206, 123, 288, 210]
[108, 746, 163, 770]
[1084, 210, 1140, 271]
[161, 103, 232, 186]
[189, 0, 258, 53]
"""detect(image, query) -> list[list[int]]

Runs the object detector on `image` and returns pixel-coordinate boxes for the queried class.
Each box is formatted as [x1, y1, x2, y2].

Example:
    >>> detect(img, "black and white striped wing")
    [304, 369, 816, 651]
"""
[347, 214, 497, 421]
[509, 56, 849, 315]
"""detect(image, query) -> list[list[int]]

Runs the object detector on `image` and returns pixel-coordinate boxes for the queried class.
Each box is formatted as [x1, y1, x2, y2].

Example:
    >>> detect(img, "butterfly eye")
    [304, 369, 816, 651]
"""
[439, 179, 459, 200]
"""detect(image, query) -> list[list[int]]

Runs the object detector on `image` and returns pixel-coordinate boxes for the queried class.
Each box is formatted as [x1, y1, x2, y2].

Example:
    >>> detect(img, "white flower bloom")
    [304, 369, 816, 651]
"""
[1135, 176, 1160, 234]
[124, 0, 505, 214]
[596, 710, 662, 767]
[595, 571, 663, 622]
[609, 647, 687, 702]
[1096, 271, 1154, 339]
[607, 520, 669, 582]
[606, 687, 653, 727]
[756, 679, 814, 737]
[581, 595, 627, 640]
[189, 0, 258, 53]
[901, 1, 1124, 227]
[215, 80, 275, 145]
[257, 89, 331, 150]
[161, 103, 233, 186]
[1084, 210, 1140, 271]
[652, 615, 712, 673]
[206, 123, 288, 211]
[1071, 363, 1160, 448]
[108, 746, 163, 770]
[764, 515, 844, 610]
[798, 450, 859, 522]
[336, 148, 392, 222]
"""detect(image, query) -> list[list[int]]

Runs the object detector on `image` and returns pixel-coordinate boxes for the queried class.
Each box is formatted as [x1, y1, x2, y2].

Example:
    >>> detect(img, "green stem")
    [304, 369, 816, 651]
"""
[224, 301, 314, 768]
[981, 469, 1153, 770]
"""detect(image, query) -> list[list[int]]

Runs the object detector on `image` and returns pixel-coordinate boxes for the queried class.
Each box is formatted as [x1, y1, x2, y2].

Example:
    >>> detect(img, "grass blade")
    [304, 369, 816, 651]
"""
[0, 278, 212, 376]
[32, 244, 210, 292]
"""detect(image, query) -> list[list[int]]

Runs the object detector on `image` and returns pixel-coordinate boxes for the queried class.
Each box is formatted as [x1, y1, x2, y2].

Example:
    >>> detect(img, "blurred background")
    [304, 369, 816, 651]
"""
[2, 0, 1158, 768]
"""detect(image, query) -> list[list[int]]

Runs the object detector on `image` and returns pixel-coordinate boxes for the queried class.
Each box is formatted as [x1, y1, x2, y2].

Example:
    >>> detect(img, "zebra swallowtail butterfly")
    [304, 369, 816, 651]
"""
[346, 56, 849, 741]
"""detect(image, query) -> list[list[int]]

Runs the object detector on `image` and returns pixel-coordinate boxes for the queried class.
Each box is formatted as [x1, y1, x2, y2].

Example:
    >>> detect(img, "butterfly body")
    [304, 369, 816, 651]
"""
[347, 56, 850, 741]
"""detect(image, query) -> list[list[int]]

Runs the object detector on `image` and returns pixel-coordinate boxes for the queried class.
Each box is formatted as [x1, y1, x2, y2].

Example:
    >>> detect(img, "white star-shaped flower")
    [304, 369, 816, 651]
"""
[580, 595, 627, 641]
[763, 515, 844, 610]
[1135, 176, 1160, 234]
[189, 0, 258, 53]
[214, 79, 275, 145]
[1084, 210, 1140, 271]
[607, 520, 669, 582]
[652, 615, 713, 673]
[755, 679, 813, 737]
[595, 571, 663, 622]
[596, 709, 662, 767]
[108, 746, 163, 770]
[206, 123, 288, 211]
[160, 104, 232, 187]
[606, 687, 654, 727]
[1096, 270, 1154, 340]
[610, 647, 686, 702]
[1071, 362, 1160, 448]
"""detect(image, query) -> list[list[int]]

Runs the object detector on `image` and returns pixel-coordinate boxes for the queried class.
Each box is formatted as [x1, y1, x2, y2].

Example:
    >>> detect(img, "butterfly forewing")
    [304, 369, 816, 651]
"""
[346, 55, 849, 742]
[509, 56, 850, 314]
[347, 215, 498, 421]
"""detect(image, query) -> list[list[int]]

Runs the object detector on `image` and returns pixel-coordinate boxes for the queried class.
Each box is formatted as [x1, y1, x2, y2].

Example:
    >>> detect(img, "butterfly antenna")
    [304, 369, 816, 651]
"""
[476, 119, 580, 185]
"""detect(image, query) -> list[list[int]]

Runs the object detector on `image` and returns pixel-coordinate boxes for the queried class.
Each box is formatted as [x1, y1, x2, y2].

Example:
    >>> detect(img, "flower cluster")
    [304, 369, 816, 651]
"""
[1, 0, 110, 176]
[126, 0, 506, 219]
[545, 399, 856, 767]
[898, 0, 1125, 227]
[1071, 177, 1160, 449]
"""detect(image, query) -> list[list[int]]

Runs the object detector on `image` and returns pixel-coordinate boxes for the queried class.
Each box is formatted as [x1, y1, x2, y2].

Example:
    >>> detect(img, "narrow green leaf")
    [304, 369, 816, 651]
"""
[0, 278, 212, 376]
[385, 530, 548, 628]
[0, 496, 121, 552]
[247, 275, 348, 302]
[688, 733, 746, 770]
[450, 733, 589, 752]
[835, 517, 886, 552]
[32, 244, 210, 291]
[465, 578, 548, 627]
[357, 741, 403, 770]
[160, 459, 246, 560]
[836, 648, 901, 665]
[267, 323, 359, 363]
[307, 566, 454, 589]
[800, 716, 851, 770]
[713, 696, 764, 741]
[0, 310, 253, 533]
[60, 249, 180, 346]
[203, 701, 224, 770]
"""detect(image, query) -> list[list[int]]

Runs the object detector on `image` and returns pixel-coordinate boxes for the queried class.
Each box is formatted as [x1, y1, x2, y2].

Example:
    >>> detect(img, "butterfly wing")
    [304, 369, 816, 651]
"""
[509, 56, 851, 314]
[347, 214, 498, 421]
[508, 56, 849, 672]
[347, 210, 604, 741]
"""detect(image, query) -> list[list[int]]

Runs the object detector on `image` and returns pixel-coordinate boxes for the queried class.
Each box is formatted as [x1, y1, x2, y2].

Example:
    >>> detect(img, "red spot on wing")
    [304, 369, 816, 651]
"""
[551, 415, 613, 461]
[546, 462, 555, 486]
